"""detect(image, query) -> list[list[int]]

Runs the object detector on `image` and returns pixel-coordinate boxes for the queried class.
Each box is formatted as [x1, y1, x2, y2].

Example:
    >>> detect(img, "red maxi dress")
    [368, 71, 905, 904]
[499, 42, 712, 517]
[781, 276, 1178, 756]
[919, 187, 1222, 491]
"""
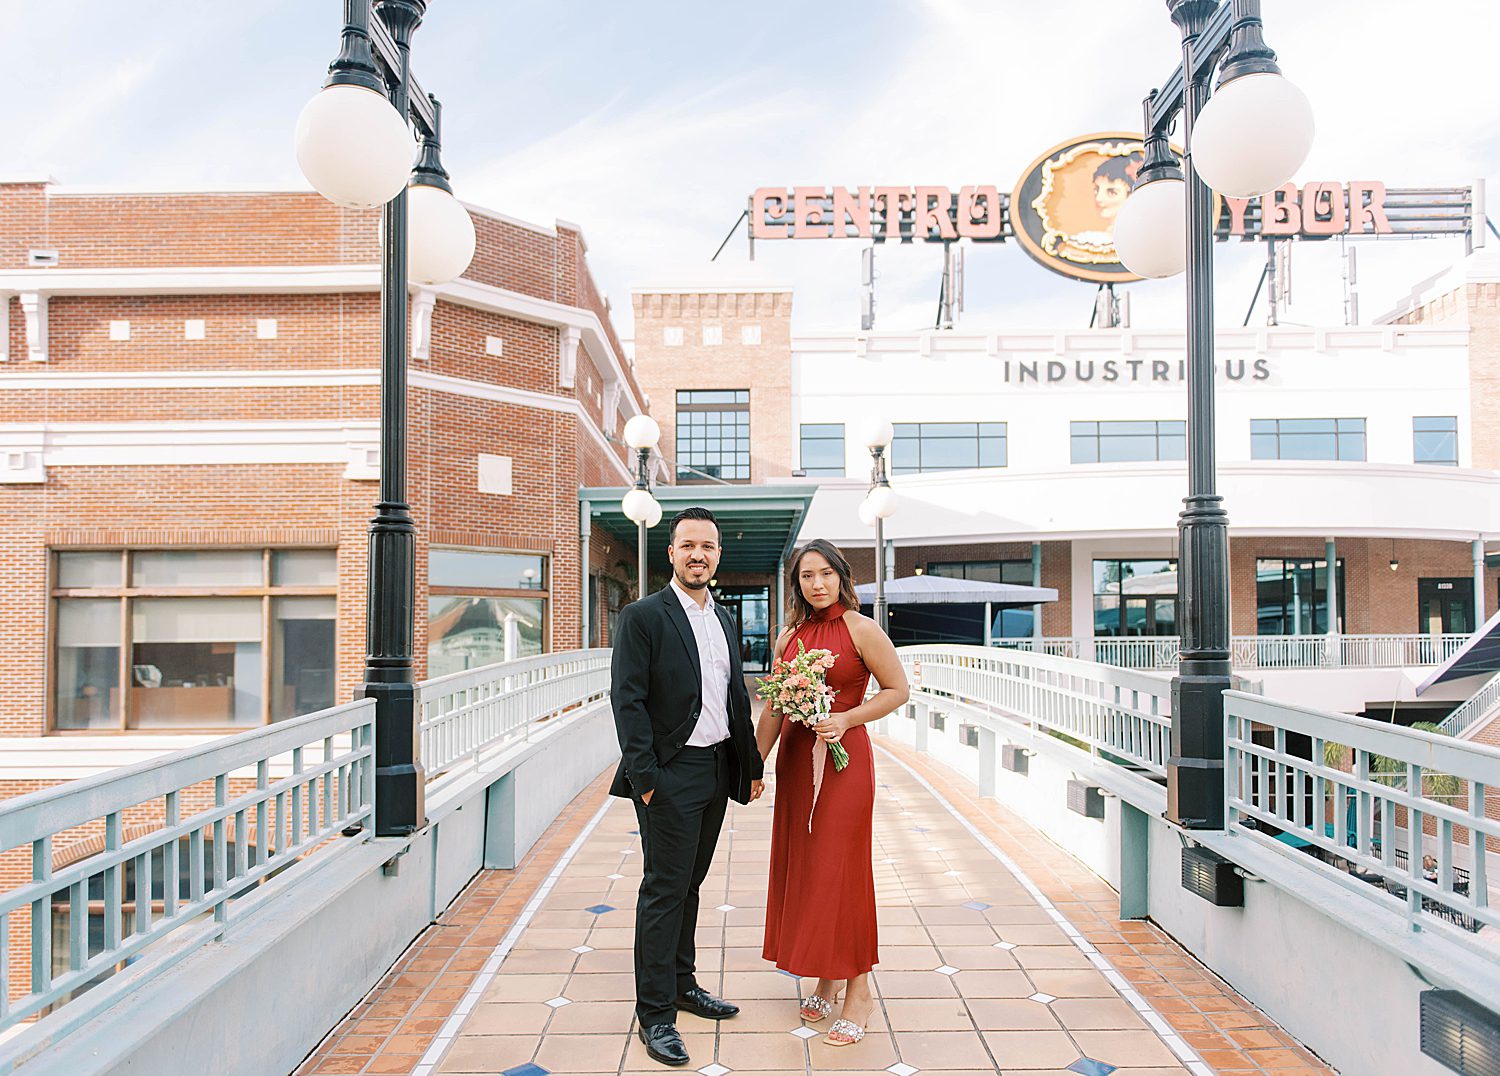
[763, 602, 879, 979]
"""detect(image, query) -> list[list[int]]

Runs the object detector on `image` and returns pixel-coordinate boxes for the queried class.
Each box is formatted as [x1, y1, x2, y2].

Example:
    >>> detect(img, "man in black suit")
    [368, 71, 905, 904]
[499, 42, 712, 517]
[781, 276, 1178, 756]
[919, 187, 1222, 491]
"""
[610, 506, 765, 1067]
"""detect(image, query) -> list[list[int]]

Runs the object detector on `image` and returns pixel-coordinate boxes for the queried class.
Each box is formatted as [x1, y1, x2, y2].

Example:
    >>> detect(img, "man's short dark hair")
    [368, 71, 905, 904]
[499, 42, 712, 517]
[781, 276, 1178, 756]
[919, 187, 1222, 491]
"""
[669, 506, 720, 545]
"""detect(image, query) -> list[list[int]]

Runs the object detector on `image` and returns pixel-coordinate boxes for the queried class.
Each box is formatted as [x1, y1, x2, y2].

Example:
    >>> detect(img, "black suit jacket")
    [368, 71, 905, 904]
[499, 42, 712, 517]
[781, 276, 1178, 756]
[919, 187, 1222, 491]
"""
[609, 585, 763, 805]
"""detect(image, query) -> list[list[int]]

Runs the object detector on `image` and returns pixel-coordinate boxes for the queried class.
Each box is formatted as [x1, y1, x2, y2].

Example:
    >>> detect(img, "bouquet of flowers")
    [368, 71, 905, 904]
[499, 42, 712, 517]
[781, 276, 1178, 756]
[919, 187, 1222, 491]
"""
[757, 641, 848, 772]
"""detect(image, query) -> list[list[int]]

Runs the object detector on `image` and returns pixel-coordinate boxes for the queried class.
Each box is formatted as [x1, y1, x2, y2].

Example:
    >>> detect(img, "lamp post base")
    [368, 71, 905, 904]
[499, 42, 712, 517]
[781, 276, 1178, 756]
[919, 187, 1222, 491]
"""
[367, 679, 426, 836]
[1166, 668, 1230, 830]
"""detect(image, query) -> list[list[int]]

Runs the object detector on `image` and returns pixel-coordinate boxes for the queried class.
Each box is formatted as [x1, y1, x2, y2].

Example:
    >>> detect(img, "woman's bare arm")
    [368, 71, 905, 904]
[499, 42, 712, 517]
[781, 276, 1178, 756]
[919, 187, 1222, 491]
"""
[755, 628, 793, 761]
[813, 612, 909, 744]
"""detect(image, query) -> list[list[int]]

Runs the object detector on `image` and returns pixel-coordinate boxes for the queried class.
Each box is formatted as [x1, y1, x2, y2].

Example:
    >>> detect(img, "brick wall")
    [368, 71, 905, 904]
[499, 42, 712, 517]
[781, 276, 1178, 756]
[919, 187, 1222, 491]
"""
[1395, 277, 1500, 469]
[631, 290, 794, 483]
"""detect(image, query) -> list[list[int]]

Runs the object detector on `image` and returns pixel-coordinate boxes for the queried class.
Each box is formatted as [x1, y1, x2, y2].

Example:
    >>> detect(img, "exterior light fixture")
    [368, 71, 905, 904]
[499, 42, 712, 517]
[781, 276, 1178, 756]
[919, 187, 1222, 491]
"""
[406, 98, 476, 285]
[1390, 539, 1400, 572]
[1113, 98, 1187, 279]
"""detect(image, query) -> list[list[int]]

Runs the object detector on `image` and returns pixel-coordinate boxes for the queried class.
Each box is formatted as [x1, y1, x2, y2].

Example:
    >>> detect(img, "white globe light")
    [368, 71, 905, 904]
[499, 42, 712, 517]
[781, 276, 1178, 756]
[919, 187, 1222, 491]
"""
[623, 414, 661, 450]
[643, 497, 663, 529]
[1113, 179, 1187, 279]
[622, 488, 655, 524]
[294, 84, 415, 209]
[1191, 73, 1314, 198]
[857, 497, 877, 527]
[867, 485, 898, 520]
[407, 184, 476, 285]
[862, 416, 895, 451]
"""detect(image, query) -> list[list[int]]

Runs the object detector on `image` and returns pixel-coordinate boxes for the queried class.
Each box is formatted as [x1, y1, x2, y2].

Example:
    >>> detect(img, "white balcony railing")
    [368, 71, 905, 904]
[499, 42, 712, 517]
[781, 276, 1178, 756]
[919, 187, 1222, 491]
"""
[1226, 691, 1499, 936]
[1440, 670, 1500, 739]
[994, 633, 1470, 671]
[417, 649, 612, 781]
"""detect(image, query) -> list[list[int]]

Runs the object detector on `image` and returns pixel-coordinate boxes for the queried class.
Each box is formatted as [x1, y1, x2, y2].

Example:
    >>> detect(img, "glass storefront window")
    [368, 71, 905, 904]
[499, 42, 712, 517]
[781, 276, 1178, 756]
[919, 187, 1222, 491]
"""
[1413, 416, 1458, 466]
[428, 596, 544, 677]
[271, 596, 336, 721]
[54, 598, 122, 730]
[1093, 559, 1178, 637]
[1256, 559, 1345, 635]
[271, 549, 338, 586]
[799, 423, 845, 477]
[51, 547, 337, 731]
[130, 597, 262, 727]
[430, 550, 546, 591]
[57, 552, 123, 588]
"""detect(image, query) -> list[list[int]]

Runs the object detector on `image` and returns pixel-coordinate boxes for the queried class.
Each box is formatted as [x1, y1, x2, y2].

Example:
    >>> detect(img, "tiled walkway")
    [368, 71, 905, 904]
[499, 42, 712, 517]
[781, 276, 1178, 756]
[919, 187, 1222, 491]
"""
[300, 737, 1334, 1076]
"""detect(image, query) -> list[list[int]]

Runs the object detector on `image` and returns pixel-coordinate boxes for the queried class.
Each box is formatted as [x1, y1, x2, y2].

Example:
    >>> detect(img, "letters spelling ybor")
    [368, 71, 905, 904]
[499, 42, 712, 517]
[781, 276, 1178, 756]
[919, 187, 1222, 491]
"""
[750, 183, 1395, 242]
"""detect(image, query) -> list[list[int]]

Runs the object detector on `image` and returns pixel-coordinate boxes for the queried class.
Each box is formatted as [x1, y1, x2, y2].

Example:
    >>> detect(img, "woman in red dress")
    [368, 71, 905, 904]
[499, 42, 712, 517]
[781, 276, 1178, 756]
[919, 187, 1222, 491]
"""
[759, 539, 909, 1047]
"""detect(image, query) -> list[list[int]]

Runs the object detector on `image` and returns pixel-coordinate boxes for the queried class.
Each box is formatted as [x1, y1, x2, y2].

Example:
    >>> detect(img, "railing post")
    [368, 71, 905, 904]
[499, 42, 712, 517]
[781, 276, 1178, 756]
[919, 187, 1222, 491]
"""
[1325, 538, 1341, 667]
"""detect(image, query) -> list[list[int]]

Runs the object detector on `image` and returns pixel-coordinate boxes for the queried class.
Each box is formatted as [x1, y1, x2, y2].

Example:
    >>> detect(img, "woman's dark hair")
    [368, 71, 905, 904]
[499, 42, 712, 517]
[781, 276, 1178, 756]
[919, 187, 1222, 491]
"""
[1092, 152, 1143, 185]
[785, 539, 861, 633]
[668, 505, 720, 544]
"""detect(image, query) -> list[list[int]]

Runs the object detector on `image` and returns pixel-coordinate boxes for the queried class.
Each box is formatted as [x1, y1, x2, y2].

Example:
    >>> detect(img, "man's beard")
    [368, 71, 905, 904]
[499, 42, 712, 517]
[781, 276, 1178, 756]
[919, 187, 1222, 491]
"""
[674, 562, 711, 589]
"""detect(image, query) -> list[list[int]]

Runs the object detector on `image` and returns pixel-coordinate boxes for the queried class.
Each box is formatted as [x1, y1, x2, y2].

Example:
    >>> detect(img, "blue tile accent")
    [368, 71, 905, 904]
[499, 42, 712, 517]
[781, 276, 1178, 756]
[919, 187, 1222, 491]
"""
[913, 826, 930, 833]
[776, 968, 800, 977]
[1066, 1059, 1117, 1076]
[503, 1065, 550, 1076]
[629, 829, 639, 835]
[962, 900, 991, 911]
[584, 904, 616, 914]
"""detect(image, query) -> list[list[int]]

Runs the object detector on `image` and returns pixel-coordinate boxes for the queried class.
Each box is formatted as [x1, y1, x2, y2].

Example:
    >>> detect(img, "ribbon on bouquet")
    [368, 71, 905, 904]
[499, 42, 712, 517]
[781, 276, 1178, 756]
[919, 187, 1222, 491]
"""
[808, 736, 827, 834]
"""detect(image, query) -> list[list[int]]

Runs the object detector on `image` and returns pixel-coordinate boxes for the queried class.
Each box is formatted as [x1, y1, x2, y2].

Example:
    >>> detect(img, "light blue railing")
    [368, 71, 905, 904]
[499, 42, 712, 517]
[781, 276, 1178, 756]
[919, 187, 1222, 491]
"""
[0, 699, 375, 1050]
[904, 644, 1174, 777]
[417, 650, 611, 781]
[1440, 670, 1500, 739]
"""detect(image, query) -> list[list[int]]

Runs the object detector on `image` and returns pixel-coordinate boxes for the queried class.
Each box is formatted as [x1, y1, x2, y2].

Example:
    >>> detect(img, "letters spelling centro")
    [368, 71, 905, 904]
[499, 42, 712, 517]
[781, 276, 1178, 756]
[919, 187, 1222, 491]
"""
[750, 182, 1393, 241]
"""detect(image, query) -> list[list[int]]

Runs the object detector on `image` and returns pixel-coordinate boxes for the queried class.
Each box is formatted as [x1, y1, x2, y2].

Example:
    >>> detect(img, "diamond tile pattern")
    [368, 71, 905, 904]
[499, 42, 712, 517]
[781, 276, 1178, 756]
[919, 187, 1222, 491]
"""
[1067, 1059, 1118, 1076]
[300, 736, 1332, 1076]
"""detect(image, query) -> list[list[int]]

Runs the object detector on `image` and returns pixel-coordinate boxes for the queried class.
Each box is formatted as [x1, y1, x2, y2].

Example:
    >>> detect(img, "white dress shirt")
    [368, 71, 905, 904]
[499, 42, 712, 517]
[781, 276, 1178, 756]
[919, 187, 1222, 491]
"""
[670, 578, 732, 746]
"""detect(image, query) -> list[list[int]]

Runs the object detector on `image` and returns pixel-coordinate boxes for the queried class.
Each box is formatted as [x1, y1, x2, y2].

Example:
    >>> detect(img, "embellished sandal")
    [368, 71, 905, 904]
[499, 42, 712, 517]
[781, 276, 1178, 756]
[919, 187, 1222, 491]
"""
[825, 1017, 865, 1046]
[799, 994, 834, 1022]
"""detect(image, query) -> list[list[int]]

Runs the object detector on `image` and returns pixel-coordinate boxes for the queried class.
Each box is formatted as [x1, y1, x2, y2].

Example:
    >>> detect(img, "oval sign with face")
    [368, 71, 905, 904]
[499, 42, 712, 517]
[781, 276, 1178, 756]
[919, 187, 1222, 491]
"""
[1011, 132, 1155, 284]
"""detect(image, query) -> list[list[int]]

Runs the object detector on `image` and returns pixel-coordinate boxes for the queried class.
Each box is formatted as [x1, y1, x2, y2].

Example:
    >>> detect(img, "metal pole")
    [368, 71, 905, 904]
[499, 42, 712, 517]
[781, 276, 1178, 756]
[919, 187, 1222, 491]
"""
[1031, 541, 1043, 648]
[638, 521, 648, 600]
[775, 556, 786, 640]
[1474, 539, 1486, 629]
[1167, 0, 1231, 832]
[366, 0, 427, 838]
[874, 516, 887, 633]
[1325, 538, 1340, 667]
[580, 499, 591, 647]
[984, 602, 993, 647]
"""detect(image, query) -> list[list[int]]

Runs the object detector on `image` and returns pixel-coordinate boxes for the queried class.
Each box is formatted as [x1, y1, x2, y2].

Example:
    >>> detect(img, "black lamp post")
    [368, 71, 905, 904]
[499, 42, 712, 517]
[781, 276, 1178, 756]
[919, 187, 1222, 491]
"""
[1112, 0, 1313, 830]
[296, 0, 476, 837]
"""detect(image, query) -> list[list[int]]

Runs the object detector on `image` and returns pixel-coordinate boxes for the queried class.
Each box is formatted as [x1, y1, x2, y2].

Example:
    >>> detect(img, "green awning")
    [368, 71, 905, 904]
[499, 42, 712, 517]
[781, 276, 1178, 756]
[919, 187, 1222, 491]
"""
[579, 484, 816, 575]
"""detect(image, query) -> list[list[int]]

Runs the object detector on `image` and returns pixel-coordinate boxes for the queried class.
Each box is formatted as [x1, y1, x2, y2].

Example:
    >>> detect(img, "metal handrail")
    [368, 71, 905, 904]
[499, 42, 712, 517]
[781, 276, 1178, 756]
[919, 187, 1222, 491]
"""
[904, 645, 1173, 776]
[1225, 691, 1499, 936]
[417, 650, 612, 779]
[1440, 670, 1500, 739]
[993, 633, 1471, 670]
[0, 699, 376, 1042]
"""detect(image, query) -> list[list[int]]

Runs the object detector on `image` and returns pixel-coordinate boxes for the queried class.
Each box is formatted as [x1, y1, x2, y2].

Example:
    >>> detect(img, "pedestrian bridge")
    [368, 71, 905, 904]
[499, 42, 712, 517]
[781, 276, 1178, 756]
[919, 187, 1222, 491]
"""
[2, 648, 1497, 1075]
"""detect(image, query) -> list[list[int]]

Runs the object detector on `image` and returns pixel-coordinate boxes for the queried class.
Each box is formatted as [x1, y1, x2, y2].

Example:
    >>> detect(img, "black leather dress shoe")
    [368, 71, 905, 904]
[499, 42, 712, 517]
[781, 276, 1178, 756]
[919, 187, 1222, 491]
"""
[638, 1023, 690, 1066]
[675, 986, 740, 1020]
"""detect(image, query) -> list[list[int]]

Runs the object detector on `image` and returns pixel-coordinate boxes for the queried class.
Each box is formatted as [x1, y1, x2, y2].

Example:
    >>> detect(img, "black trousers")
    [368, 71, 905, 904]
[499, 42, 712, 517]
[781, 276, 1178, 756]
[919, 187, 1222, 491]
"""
[632, 742, 730, 1028]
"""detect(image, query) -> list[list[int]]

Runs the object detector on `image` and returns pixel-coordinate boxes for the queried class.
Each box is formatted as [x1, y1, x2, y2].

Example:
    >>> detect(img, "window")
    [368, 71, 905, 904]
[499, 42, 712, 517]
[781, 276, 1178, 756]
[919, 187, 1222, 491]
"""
[675, 390, 750, 482]
[1414, 416, 1458, 466]
[891, 422, 1006, 474]
[741, 324, 762, 345]
[1256, 559, 1345, 635]
[1093, 559, 1177, 637]
[799, 423, 845, 477]
[51, 549, 337, 731]
[929, 560, 1036, 640]
[428, 549, 547, 677]
[662, 326, 684, 346]
[1071, 420, 1185, 463]
[702, 325, 722, 346]
[1251, 418, 1366, 461]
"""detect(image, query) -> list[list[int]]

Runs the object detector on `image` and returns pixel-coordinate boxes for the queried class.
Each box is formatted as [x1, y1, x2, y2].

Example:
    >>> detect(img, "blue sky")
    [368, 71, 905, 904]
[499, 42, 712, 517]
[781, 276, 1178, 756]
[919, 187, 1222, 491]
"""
[7, 0, 1498, 337]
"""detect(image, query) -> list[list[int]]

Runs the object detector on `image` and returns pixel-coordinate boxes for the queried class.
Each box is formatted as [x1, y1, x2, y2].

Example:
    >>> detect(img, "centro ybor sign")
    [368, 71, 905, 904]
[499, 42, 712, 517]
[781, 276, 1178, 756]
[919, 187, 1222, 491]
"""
[750, 132, 1430, 284]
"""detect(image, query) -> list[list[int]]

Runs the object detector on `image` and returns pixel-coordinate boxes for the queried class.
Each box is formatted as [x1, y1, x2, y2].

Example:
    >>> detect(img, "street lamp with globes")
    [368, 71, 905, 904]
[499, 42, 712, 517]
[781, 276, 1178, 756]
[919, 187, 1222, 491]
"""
[1112, 0, 1313, 831]
[622, 415, 663, 599]
[295, 0, 479, 837]
[861, 418, 897, 633]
